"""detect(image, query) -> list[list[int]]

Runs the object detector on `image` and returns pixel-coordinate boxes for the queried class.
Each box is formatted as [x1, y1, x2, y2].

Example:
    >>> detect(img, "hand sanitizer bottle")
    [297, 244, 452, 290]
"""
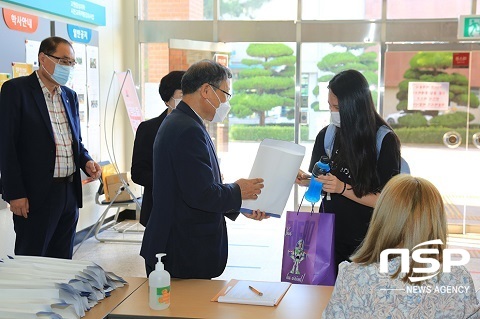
[149, 253, 171, 310]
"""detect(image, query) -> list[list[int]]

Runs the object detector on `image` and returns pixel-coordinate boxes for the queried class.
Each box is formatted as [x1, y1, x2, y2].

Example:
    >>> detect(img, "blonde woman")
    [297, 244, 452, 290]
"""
[322, 174, 480, 318]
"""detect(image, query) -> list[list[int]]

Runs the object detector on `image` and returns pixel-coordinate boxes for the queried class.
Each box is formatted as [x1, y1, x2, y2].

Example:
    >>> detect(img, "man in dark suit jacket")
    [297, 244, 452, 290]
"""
[0, 36, 101, 259]
[131, 70, 185, 227]
[140, 60, 267, 279]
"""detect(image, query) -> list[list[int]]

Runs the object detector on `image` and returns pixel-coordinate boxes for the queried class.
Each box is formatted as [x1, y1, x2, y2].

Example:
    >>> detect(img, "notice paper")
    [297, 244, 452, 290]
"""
[240, 139, 305, 217]
[212, 279, 291, 307]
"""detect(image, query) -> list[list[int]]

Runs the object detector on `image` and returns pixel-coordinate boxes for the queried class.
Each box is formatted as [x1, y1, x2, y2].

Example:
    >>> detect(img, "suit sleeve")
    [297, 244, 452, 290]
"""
[131, 122, 153, 188]
[174, 125, 242, 213]
[0, 80, 27, 200]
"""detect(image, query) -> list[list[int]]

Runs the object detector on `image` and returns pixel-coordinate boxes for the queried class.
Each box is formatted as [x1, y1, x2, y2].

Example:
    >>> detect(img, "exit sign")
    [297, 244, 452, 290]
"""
[458, 15, 480, 39]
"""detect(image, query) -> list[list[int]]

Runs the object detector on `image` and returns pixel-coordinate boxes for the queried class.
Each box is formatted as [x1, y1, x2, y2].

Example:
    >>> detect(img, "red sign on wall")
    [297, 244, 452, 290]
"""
[452, 52, 470, 68]
[3, 8, 38, 33]
[214, 54, 229, 67]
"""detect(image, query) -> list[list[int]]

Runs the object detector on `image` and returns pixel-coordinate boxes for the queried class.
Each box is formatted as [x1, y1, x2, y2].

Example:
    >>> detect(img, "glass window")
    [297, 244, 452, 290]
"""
[220, 0, 296, 20]
[303, 0, 381, 20]
[139, 0, 211, 20]
[140, 42, 169, 119]
[300, 42, 380, 144]
[387, 0, 472, 19]
[384, 49, 480, 231]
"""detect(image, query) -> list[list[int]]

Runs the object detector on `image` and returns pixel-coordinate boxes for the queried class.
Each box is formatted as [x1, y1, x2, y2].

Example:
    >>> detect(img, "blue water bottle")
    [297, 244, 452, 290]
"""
[304, 156, 331, 203]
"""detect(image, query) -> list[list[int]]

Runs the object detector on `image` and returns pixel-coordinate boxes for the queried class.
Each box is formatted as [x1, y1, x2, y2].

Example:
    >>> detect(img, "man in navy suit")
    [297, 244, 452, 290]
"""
[0, 36, 101, 259]
[140, 60, 267, 279]
[131, 70, 185, 227]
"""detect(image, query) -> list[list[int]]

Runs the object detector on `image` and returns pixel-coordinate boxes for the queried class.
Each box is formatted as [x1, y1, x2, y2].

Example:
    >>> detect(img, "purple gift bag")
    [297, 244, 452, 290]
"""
[281, 211, 336, 286]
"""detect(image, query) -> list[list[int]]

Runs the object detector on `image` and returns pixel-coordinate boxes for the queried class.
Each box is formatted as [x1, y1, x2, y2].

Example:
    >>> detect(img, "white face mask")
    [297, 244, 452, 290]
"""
[206, 85, 231, 123]
[168, 98, 182, 109]
[330, 112, 341, 127]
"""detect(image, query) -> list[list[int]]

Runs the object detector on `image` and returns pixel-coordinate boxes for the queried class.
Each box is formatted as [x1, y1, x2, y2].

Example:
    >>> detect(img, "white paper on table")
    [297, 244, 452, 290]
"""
[0, 309, 60, 319]
[240, 139, 305, 217]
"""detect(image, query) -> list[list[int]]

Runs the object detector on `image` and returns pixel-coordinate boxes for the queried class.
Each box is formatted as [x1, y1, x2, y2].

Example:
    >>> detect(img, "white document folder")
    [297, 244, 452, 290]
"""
[240, 139, 305, 217]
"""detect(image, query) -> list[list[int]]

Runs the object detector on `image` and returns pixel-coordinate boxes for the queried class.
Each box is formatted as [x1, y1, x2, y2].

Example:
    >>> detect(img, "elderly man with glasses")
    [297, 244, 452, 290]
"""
[141, 59, 267, 279]
[0, 36, 101, 259]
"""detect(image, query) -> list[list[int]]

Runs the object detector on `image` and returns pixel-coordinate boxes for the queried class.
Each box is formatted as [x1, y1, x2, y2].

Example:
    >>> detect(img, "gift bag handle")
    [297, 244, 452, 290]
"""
[297, 192, 327, 215]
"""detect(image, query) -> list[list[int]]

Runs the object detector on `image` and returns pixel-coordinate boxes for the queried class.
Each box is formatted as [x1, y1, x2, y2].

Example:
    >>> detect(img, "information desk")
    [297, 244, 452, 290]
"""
[108, 279, 334, 319]
[83, 277, 147, 319]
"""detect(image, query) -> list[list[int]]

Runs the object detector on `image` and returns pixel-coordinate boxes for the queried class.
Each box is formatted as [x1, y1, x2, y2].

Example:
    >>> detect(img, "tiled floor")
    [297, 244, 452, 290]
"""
[72, 215, 480, 294]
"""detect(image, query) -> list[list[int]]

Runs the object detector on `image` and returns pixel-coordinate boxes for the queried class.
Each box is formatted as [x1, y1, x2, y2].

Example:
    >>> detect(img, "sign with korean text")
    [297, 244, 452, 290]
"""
[2, 8, 38, 33]
[458, 15, 480, 39]
[67, 24, 92, 44]
[2, 0, 105, 26]
[452, 52, 470, 68]
[407, 82, 449, 111]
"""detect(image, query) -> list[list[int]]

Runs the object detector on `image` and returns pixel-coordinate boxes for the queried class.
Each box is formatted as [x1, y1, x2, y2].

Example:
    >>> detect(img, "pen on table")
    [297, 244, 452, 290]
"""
[249, 285, 263, 296]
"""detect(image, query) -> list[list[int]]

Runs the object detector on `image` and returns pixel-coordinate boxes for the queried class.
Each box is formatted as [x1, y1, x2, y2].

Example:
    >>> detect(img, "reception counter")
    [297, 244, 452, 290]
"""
[107, 278, 334, 319]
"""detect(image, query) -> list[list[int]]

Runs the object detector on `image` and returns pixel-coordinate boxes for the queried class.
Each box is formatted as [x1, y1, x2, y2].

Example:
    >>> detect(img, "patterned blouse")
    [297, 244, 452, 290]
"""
[322, 258, 480, 319]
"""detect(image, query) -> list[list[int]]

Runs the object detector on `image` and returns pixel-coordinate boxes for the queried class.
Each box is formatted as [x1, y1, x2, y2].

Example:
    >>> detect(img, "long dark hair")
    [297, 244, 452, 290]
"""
[328, 69, 400, 197]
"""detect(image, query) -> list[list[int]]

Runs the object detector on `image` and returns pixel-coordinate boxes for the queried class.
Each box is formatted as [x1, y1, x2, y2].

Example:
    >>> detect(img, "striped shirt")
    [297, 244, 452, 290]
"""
[36, 71, 75, 178]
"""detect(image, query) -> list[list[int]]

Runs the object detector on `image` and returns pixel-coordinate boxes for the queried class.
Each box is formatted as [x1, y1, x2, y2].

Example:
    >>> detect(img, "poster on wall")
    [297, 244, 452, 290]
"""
[25, 39, 41, 68]
[86, 45, 99, 125]
[86, 45, 100, 160]
[70, 43, 88, 124]
[407, 82, 450, 111]
[12, 62, 33, 77]
[70, 43, 89, 152]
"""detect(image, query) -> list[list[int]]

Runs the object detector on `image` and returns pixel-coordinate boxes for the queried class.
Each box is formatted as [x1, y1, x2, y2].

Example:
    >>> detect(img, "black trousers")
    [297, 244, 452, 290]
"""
[13, 181, 78, 259]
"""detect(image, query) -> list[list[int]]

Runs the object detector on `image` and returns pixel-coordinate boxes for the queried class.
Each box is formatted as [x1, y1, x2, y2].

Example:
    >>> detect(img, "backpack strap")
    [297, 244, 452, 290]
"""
[376, 125, 391, 159]
[324, 124, 388, 159]
[323, 124, 409, 173]
[324, 124, 336, 158]
[377, 125, 410, 174]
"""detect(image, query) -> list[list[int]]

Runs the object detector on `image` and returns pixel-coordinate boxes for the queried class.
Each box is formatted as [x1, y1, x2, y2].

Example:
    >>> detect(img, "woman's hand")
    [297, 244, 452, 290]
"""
[317, 173, 344, 194]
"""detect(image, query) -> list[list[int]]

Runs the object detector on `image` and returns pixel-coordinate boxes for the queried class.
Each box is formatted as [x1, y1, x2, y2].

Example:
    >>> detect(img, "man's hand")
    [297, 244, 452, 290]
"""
[295, 169, 311, 187]
[242, 209, 269, 221]
[235, 178, 264, 200]
[85, 160, 102, 180]
[10, 197, 29, 218]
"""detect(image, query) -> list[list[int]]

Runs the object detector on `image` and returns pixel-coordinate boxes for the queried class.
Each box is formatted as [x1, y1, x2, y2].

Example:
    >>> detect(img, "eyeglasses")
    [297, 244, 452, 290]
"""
[209, 83, 232, 101]
[45, 53, 77, 67]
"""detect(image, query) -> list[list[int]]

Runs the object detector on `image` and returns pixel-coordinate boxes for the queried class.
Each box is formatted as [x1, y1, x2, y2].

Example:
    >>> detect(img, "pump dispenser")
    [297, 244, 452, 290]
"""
[149, 253, 171, 310]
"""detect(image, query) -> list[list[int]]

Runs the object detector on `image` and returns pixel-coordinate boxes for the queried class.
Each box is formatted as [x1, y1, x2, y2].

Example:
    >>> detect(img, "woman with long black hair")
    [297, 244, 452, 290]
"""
[297, 69, 401, 271]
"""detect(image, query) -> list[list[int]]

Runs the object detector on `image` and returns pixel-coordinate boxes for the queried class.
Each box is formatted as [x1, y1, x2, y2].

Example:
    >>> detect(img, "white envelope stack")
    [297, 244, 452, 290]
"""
[0, 255, 127, 319]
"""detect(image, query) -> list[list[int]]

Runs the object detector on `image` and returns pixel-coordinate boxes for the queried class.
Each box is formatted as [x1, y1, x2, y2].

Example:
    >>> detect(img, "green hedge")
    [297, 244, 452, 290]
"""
[230, 124, 309, 141]
[394, 126, 480, 145]
[229, 124, 480, 146]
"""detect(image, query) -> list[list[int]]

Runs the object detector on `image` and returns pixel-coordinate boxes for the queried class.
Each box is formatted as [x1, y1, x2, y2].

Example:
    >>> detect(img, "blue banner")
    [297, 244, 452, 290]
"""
[1, 0, 106, 26]
[67, 24, 92, 43]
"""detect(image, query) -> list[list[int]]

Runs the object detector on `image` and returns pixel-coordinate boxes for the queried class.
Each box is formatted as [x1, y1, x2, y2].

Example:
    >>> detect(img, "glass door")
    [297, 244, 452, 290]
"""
[384, 46, 480, 235]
